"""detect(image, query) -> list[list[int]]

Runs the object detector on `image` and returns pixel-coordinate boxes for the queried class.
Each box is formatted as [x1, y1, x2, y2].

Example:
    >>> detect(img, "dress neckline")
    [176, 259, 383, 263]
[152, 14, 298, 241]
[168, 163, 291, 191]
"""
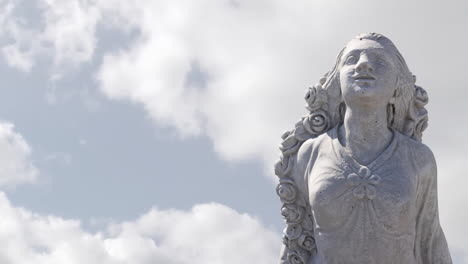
[328, 124, 399, 171]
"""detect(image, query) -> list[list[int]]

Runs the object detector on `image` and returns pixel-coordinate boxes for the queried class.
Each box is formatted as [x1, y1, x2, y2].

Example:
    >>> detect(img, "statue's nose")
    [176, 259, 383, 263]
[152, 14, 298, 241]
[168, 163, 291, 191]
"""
[356, 55, 374, 73]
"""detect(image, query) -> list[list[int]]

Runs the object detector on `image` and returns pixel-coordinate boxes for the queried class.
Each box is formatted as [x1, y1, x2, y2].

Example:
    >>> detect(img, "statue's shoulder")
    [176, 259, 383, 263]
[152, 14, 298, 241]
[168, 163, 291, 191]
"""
[397, 132, 436, 171]
[297, 129, 333, 161]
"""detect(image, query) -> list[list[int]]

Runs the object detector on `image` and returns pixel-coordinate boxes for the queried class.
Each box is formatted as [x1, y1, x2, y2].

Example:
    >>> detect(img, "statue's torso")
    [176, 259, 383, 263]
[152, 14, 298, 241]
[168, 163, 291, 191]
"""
[306, 127, 421, 264]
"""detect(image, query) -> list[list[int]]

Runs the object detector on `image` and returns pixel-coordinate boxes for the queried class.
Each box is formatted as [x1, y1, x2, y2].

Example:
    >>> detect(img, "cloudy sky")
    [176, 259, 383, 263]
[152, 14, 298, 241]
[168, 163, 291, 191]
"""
[0, 0, 467, 263]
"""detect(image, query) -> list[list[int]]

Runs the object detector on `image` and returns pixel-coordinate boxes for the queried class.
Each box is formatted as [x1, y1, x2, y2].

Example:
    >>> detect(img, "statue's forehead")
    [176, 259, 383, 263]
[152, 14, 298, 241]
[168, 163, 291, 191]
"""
[343, 39, 387, 55]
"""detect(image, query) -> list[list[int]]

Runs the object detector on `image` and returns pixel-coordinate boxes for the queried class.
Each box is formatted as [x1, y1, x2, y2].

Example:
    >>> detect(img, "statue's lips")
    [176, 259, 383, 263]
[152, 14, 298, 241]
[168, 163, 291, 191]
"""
[353, 74, 376, 81]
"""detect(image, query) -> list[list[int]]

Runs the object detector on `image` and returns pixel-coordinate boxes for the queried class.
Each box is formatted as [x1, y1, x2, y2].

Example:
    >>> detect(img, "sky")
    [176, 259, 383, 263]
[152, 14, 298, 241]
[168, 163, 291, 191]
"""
[0, 0, 467, 263]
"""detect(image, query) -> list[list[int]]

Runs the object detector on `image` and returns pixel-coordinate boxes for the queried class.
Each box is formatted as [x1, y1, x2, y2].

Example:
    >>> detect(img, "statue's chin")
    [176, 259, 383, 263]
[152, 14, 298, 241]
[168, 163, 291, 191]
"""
[345, 84, 389, 106]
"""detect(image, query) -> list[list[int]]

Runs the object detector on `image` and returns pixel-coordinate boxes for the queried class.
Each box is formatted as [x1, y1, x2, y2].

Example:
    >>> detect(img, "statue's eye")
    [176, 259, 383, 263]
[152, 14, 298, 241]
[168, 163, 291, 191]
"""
[377, 58, 387, 66]
[345, 56, 358, 65]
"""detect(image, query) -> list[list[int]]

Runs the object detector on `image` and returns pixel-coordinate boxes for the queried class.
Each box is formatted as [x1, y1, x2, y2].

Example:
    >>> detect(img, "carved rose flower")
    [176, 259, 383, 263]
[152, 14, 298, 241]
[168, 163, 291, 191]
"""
[304, 78, 327, 111]
[301, 213, 314, 231]
[298, 234, 316, 251]
[347, 166, 381, 200]
[303, 110, 329, 135]
[287, 251, 306, 264]
[284, 224, 302, 240]
[281, 204, 304, 224]
[304, 87, 317, 107]
[280, 133, 299, 151]
[276, 182, 297, 203]
[414, 115, 428, 140]
[414, 86, 428, 107]
[293, 124, 312, 142]
[275, 157, 291, 178]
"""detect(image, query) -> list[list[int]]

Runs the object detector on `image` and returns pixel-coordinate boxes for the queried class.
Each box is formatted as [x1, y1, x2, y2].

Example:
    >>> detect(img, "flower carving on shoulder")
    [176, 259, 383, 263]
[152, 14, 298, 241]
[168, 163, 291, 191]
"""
[279, 131, 302, 155]
[298, 233, 316, 251]
[275, 156, 295, 178]
[414, 85, 428, 107]
[301, 212, 314, 231]
[303, 109, 329, 135]
[305, 76, 328, 111]
[285, 224, 303, 240]
[287, 251, 306, 264]
[410, 85, 429, 141]
[281, 203, 305, 224]
[293, 123, 312, 142]
[276, 181, 298, 203]
[413, 113, 428, 141]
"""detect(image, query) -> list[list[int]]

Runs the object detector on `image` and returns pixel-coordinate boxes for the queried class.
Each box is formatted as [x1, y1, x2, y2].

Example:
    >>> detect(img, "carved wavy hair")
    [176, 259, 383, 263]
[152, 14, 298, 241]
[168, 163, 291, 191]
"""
[275, 33, 430, 264]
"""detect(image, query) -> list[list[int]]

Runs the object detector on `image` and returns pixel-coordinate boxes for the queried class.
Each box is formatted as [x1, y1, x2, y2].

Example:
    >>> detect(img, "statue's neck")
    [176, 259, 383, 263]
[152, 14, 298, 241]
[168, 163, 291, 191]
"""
[339, 105, 393, 165]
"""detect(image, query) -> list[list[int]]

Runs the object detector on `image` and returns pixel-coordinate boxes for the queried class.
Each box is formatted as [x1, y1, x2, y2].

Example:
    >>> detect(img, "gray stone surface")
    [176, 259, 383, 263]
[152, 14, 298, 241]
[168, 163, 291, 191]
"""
[275, 33, 452, 264]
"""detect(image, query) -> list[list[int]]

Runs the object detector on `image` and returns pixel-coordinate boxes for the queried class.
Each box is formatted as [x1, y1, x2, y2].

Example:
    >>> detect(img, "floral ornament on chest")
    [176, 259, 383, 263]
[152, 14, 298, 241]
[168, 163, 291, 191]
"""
[346, 166, 382, 200]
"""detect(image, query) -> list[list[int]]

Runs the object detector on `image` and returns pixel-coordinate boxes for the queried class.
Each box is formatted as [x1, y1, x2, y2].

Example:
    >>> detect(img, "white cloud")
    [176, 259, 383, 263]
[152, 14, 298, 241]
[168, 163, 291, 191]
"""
[0, 192, 279, 264]
[0, 0, 37, 72]
[96, 0, 346, 165]
[1, 44, 33, 72]
[0, 122, 38, 187]
[0, 0, 101, 75]
[39, 0, 101, 69]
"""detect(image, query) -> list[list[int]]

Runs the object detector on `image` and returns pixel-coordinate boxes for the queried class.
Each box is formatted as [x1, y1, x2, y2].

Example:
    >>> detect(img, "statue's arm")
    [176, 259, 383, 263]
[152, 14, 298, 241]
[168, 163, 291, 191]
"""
[414, 148, 452, 264]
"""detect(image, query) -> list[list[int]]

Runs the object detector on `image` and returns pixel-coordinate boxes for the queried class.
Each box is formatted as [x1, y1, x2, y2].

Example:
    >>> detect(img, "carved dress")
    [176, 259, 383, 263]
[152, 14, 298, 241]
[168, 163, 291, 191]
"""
[283, 125, 452, 264]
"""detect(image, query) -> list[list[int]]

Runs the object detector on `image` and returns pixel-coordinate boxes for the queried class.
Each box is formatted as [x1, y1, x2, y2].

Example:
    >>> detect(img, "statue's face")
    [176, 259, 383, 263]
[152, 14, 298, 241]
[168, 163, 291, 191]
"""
[339, 39, 398, 107]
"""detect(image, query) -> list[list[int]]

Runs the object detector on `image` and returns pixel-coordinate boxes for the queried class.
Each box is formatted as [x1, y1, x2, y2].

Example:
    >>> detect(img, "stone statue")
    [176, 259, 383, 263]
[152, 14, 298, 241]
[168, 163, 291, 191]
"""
[275, 33, 452, 264]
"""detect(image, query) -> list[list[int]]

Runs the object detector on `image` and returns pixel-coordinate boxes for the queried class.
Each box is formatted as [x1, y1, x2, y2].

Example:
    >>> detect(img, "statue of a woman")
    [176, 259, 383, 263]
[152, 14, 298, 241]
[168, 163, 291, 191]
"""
[275, 33, 452, 264]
